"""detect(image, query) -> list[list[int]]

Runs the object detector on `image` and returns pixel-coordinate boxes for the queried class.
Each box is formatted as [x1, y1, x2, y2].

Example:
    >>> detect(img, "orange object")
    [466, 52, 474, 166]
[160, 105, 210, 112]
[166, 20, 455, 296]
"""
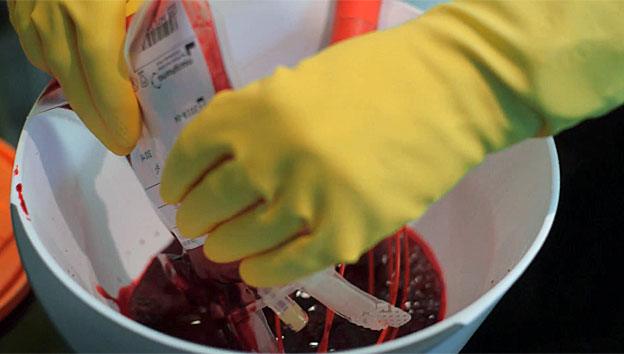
[330, 0, 382, 44]
[0, 139, 29, 321]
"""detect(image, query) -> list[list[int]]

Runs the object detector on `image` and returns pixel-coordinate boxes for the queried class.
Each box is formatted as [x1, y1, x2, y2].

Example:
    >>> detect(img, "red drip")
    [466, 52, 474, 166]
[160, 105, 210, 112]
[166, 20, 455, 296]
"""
[15, 183, 30, 219]
[318, 264, 346, 353]
[95, 283, 137, 317]
[96, 253, 179, 318]
[13, 165, 18, 176]
[95, 285, 115, 302]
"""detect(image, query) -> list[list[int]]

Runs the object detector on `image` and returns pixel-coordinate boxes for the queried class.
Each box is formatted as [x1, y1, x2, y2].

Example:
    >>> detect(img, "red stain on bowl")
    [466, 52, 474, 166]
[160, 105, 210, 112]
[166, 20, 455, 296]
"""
[15, 183, 29, 219]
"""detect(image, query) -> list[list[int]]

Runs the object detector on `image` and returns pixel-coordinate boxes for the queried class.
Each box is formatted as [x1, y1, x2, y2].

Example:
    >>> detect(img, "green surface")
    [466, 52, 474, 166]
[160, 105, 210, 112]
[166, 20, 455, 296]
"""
[0, 294, 70, 353]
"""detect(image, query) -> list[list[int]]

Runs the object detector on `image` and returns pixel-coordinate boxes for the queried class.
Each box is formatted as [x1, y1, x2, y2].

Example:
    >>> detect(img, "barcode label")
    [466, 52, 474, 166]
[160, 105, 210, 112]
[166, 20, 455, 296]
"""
[142, 4, 179, 51]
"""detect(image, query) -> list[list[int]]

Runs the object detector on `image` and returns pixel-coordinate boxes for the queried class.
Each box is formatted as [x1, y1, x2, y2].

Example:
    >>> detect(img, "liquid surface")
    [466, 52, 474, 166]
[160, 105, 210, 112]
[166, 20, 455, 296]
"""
[98, 228, 445, 352]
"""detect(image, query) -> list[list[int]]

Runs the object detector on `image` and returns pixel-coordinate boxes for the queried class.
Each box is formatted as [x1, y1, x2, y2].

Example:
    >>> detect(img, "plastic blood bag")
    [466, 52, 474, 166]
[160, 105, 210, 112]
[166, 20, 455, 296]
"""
[124, 0, 410, 343]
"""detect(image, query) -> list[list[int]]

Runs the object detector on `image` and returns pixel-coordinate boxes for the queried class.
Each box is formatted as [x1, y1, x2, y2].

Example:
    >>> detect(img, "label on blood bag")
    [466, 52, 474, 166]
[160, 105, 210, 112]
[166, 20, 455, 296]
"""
[125, 0, 229, 250]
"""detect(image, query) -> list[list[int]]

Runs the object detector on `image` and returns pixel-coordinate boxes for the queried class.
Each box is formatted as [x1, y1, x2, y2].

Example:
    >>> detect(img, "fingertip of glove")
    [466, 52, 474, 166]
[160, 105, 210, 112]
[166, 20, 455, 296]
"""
[78, 99, 142, 156]
[112, 103, 143, 155]
[239, 260, 286, 288]
[238, 260, 272, 288]
[102, 126, 141, 156]
[159, 176, 178, 204]
[108, 146, 133, 156]
[159, 160, 188, 204]
[202, 242, 234, 264]
[239, 257, 320, 288]
[175, 213, 205, 240]
[110, 141, 138, 156]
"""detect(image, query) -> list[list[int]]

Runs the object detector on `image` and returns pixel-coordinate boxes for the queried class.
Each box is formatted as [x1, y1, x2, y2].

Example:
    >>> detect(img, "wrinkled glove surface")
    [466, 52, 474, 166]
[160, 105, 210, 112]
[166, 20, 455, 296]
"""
[8, 0, 142, 155]
[164, 1, 621, 287]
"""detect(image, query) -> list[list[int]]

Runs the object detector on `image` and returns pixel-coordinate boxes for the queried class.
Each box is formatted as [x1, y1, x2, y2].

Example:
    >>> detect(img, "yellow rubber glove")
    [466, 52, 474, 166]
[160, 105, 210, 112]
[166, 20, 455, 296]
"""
[8, 0, 142, 155]
[161, 1, 624, 287]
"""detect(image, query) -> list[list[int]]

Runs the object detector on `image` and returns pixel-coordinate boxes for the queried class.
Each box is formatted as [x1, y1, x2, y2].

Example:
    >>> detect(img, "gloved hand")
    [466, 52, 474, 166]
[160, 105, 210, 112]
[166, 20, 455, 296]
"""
[8, 0, 142, 155]
[161, 1, 624, 287]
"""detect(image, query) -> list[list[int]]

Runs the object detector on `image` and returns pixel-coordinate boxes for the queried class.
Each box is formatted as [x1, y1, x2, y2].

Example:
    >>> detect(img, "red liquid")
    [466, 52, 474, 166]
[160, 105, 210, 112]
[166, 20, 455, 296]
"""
[98, 228, 445, 352]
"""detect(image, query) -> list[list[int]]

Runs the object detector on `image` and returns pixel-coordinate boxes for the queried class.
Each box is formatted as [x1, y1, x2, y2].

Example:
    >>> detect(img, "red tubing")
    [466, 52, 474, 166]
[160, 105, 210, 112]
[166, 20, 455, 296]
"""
[367, 250, 375, 294]
[377, 238, 395, 344]
[312, 227, 443, 351]
[401, 229, 412, 311]
[377, 232, 402, 344]
[330, 0, 382, 44]
[383, 236, 396, 293]
[390, 233, 402, 304]
[318, 311, 336, 353]
[275, 315, 284, 353]
[318, 265, 347, 353]
[405, 228, 447, 321]
[388, 228, 412, 340]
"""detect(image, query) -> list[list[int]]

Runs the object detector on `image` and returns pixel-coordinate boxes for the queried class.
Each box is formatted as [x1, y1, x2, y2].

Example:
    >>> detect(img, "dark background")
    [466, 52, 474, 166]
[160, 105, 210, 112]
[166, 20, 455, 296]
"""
[1, 4, 623, 353]
[464, 107, 624, 353]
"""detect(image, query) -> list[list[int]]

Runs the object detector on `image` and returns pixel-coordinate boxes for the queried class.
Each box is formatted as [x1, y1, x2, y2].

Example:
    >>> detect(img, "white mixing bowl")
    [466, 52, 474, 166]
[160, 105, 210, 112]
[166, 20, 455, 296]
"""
[10, 0, 559, 352]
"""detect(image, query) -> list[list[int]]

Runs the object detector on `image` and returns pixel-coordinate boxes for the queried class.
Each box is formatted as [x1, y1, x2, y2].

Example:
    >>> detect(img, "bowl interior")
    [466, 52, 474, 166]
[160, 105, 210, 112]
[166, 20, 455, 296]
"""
[15, 106, 557, 316]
